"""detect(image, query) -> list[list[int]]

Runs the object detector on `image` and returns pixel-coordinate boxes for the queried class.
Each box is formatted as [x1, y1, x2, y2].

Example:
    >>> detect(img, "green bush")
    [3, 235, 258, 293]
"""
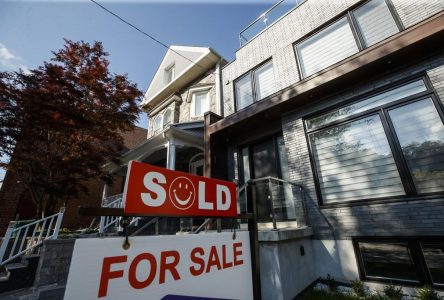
[383, 284, 403, 300]
[325, 274, 339, 292]
[351, 280, 366, 297]
[415, 285, 442, 300]
[302, 289, 360, 300]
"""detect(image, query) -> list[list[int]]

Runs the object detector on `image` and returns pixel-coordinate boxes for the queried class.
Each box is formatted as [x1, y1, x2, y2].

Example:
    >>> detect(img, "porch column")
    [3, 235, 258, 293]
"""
[166, 139, 176, 170]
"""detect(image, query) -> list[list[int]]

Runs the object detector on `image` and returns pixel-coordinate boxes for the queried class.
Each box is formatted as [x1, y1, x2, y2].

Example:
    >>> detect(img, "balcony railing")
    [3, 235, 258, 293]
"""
[239, 0, 305, 47]
[238, 177, 309, 230]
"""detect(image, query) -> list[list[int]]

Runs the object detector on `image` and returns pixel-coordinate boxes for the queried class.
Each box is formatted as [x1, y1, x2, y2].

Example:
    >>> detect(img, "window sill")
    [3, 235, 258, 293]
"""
[320, 194, 444, 209]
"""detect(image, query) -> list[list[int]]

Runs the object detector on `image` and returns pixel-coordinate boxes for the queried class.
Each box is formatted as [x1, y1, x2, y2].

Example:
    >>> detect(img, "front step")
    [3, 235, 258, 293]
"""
[0, 255, 40, 293]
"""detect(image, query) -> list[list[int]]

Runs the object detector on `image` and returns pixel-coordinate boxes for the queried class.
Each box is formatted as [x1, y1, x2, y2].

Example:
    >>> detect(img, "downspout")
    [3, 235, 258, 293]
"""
[215, 60, 223, 117]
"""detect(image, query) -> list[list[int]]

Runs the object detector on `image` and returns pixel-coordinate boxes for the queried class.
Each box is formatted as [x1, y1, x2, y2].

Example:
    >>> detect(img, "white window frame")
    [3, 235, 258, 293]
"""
[153, 114, 163, 135]
[190, 90, 210, 117]
[163, 108, 173, 128]
[164, 64, 175, 85]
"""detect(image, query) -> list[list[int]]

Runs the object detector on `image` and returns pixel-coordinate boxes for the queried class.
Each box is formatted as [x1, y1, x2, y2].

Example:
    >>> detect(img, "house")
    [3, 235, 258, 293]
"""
[205, 0, 444, 298]
[0, 126, 147, 236]
[101, 45, 226, 233]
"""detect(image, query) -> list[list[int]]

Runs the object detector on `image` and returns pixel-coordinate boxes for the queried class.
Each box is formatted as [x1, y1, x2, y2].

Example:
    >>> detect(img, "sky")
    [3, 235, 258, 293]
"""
[0, 0, 285, 181]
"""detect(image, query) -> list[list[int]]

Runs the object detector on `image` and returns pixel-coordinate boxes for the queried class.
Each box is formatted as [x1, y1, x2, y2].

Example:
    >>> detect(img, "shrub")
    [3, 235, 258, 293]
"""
[325, 274, 339, 292]
[415, 285, 442, 300]
[383, 284, 403, 300]
[351, 279, 366, 297]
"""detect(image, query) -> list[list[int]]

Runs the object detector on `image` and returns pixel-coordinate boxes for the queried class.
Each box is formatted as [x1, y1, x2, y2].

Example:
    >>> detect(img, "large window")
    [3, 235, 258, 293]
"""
[306, 78, 444, 204]
[234, 60, 275, 111]
[295, 0, 401, 78]
[191, 90, 210, 117]
[354, 238, 444, 287]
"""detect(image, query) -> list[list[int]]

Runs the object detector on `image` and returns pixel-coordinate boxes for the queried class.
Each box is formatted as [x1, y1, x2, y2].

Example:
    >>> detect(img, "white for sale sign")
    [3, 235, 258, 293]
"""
[64, 232, 253, 300]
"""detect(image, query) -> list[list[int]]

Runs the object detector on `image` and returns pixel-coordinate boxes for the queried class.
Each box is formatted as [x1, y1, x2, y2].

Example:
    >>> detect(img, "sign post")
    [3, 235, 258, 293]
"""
[75, 161, 261, 299]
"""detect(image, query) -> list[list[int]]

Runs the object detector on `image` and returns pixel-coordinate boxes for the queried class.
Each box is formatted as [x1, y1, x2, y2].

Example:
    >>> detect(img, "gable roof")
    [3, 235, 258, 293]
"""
[140, 45, 224, 111]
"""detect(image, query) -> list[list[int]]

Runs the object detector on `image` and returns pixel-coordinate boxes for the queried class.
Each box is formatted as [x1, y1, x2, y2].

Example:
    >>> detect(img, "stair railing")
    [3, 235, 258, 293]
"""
[99, 194, 140, 233]
[0, 207, 65, 266]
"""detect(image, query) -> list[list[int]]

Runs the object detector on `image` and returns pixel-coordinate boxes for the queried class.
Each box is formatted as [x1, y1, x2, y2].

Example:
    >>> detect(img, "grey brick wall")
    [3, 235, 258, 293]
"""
[222, 0, 444, 117]
[281, 55, 444, 240]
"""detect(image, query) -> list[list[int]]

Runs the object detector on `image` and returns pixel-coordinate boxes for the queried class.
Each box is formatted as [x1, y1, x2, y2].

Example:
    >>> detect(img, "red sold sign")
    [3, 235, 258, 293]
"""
[123, 161, 237, 217]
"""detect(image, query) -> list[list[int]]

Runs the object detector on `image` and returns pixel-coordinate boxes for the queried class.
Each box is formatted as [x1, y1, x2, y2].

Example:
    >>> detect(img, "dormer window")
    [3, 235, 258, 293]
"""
[164, 64, 175, 84]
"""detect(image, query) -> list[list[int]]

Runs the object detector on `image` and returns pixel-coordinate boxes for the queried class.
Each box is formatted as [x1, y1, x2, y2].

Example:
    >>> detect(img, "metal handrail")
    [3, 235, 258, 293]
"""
[192, 218, 216, 234]
[131, 217, 160, 237]
[239, 0, 305, 47]
[238, 177, 309, 229]
[0, 207, 65, 266]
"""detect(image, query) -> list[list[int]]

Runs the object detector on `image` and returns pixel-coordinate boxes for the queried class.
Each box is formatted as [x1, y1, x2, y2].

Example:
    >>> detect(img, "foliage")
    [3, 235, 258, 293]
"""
[351, 279, 366, 298]
[324, 274, 339, 292]
[383, 284, 404, 300]
[302, 289, 360, 300]
[0, 40, 141, 217]
[415, 285, 442, 300]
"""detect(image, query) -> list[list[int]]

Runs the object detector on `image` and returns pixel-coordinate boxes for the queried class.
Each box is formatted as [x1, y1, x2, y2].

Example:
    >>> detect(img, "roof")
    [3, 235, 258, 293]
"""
[120, 126, 147, 151]
[140, 45, 224, 111]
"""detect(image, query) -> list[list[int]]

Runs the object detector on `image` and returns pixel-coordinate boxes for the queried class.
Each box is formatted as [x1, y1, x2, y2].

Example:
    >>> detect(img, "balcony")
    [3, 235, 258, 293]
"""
[239, 0, 305, 47]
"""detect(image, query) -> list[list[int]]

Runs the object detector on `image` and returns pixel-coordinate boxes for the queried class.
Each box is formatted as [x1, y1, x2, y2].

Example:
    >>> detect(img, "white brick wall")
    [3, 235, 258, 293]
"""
[223, 0, 444, 117]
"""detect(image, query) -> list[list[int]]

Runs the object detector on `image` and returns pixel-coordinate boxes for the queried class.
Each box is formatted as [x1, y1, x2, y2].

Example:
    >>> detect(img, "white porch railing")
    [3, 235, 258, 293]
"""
[99, 194, 140, 233]
[0, 207, 65, 266]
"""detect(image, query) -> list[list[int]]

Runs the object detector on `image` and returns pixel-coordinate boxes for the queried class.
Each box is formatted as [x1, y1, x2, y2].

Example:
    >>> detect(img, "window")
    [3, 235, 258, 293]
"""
[354, 238, 444, 287]
[191, 91, 209, 117]
[163, 108, 173, 128]
[306, 78, 444, 204]
[296, 17, 359, 78]
[153, 115, 162, 134]
[352, 0, 400, 47]
[234, 60, 275, 111]
[164, 64, 175, 84]
[295, 0, 401, 78]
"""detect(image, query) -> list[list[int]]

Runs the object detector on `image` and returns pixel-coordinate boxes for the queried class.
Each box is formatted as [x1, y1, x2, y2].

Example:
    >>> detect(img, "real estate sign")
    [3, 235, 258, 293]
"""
[122, 161, 237, 217]
[64, 232, 253, 300]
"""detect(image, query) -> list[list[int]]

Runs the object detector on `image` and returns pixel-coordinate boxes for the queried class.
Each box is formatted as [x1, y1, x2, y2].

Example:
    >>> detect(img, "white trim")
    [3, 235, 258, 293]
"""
[142, 50, 211, 106]
[191, 90, 210, 117]
[153, 114, 163, 135]
[162, 107, 173, 128]
[164, 63, 175, 85]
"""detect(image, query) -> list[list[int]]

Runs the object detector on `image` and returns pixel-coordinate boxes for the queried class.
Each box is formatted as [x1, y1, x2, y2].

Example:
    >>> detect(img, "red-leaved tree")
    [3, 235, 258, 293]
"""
[0, 40, 141, 217]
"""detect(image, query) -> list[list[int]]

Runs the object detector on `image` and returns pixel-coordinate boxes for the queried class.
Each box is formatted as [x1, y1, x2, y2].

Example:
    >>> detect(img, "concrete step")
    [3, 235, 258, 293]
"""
[0, 255, 40, 294]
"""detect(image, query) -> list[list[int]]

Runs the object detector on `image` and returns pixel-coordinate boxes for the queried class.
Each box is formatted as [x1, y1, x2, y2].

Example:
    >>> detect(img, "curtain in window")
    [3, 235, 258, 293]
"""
[353, 0, 399, 47]
[254, 62, 275, 100]
[389, 98, 444, 193]
[235, 74, 253, 110]
[296, 17, 359, 78]
[310, 114, 404, 202]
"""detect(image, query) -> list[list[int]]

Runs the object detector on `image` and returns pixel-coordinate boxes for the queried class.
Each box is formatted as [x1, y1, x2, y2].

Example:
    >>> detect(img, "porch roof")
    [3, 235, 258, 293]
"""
[104, 122, 204, 173]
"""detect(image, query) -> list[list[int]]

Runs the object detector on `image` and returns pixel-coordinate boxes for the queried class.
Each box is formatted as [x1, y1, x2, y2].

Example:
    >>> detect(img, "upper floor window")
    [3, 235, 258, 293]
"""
[153, 114, 162, 135]
[295, 0, 401, 79]
[163, 108, 173, 128]
[296, 17, 359, 78]
[306, 78, 444, 205]
[164, 64, 175, 84]
[191, 90, 210, 117]
[234, 60, 275, 111]
[353, 0, 400, 47]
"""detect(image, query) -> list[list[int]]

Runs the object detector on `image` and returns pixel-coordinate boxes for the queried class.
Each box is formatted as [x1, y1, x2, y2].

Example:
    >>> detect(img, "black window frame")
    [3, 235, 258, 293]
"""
[304, 75, 444, 207]
[233, 59, 274, 112]
[237, 134, 286, 187]
[353, 236, 444, 289]
[293, 0, 404, 80]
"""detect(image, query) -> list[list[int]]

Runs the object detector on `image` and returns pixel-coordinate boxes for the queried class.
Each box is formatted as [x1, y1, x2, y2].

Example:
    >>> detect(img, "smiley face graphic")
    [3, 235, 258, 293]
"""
[168, 176, 196, 210]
